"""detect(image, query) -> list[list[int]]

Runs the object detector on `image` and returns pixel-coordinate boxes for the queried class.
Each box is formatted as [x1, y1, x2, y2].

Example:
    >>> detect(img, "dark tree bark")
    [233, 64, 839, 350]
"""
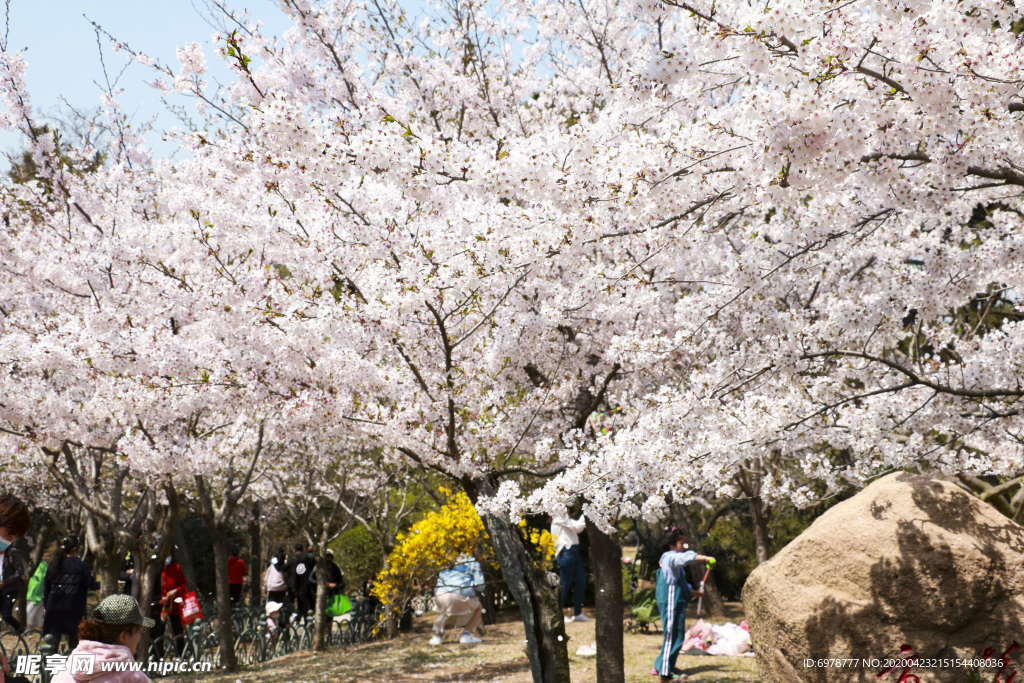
[585, 519, 624, 683]
[735, 464, 773, 565]
[172, 522, 199, 593]
[312, 560, 331, 651]
[135, 485, 179, 665]
[91, 531, 123, 600]
[194, 423, 265, 673]
[481, 579, 498, 626]
[747, 496, 771, 565]
[670, 503, 725, 617]
[248, 503, 262, 606]
[207, 529, 236, 668]
[45, 442, 132, 600]
[468, 477, 570, 683]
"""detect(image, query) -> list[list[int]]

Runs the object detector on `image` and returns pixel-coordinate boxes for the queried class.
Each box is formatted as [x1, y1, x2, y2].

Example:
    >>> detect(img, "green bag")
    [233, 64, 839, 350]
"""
[631, 587, 660, 624]
[326, 594, 352, 617]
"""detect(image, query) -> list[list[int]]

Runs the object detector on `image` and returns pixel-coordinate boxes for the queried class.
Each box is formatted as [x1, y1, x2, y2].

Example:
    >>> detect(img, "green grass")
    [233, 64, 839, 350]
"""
[161, 602, 758, 683]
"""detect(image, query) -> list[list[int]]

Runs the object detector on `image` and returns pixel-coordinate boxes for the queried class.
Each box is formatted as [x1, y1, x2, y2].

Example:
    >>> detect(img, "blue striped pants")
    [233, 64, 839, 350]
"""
[653, 584, 687, 677]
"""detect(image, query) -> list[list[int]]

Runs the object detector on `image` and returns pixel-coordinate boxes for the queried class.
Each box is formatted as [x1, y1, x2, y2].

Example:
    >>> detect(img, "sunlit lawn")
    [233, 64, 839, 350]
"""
[163, 601, 758, 683]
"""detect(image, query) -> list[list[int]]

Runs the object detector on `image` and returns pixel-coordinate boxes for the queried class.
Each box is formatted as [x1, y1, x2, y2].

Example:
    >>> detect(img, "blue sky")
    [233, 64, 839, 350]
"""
[0, 0, 294, 159]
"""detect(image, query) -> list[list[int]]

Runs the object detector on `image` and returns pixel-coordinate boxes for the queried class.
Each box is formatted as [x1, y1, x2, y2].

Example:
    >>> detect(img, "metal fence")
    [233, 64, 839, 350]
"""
[0, 598, 383, 681]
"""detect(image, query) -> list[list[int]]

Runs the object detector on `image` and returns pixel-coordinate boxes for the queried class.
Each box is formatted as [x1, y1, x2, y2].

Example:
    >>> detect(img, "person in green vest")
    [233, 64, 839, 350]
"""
[26, 559, 46, 629]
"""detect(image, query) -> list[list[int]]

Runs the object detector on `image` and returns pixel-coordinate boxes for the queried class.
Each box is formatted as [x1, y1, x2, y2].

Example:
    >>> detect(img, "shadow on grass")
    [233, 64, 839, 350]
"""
[681, 662, 745, 676]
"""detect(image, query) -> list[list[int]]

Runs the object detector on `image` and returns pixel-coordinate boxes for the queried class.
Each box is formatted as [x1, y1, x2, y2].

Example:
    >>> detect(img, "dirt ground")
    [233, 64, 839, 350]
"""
[164, 602, 758, 683]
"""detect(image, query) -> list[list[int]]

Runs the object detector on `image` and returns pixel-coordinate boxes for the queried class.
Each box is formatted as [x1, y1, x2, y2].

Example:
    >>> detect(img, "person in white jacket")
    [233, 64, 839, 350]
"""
[550, 512, 590, 622]
[263, 551, 288, 605]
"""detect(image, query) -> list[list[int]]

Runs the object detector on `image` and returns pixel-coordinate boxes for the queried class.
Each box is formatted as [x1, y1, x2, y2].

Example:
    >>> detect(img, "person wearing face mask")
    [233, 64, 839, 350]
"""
[0, 496, 31, 635]
[50, 594, 156, 683]
[0, 539, 26, 632]
[160, 556, 187, 656]
[44, 537, 100, 651]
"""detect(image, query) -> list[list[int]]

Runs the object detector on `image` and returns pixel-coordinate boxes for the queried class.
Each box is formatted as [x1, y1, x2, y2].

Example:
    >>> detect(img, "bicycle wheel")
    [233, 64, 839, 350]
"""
[283, 625, 296, 654]
[270, 634, 284, 659]
[235, 635, 253, 666]
[20, 629, 43, 654]
[337, 620, 350, 646]
[202, 634, 221, 666]
[0, 632, 31, 663]
[178, 634, 200, 664]
[255, 634, 268, 663]
[148, 635, 177, 664]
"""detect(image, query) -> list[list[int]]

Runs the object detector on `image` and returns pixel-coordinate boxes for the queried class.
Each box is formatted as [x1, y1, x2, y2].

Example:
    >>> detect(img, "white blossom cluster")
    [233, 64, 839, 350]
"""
[1, 0, 1022, 526]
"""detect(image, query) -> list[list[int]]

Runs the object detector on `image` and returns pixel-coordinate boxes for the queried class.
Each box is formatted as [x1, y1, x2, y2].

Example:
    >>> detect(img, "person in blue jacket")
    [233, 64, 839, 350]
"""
[429, 554, 485, 646]
[653, 528, 714, 682]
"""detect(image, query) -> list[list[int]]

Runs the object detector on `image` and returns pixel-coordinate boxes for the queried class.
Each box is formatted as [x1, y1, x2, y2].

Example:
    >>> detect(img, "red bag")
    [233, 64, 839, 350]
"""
[180, 591, 204, 625]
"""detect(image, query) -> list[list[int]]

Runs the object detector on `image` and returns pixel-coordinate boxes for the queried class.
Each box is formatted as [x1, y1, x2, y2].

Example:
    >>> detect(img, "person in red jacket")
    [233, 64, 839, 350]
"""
[227, 548, 248, 605]
[160, 556, 187, 655]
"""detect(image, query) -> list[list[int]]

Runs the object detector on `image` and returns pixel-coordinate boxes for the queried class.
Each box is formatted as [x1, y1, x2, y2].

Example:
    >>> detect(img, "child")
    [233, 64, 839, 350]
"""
[265, 600, 283, 634]
[652, 528, 714, 682]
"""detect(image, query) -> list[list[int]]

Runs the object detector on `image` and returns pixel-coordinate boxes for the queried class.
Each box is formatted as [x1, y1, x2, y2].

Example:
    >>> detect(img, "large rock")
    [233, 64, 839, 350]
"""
[743, 472, 1024, 683]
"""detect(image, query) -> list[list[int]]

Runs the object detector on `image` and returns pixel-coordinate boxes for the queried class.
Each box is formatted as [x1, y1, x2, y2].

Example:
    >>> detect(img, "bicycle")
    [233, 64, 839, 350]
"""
[0, 630, 33, 665]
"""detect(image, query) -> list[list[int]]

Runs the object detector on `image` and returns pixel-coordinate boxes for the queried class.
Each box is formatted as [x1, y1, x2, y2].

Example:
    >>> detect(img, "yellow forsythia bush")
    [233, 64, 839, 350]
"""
[373, 490, 490, 609]
[372, 490, 556, 610]
[520, 519, 557, 565]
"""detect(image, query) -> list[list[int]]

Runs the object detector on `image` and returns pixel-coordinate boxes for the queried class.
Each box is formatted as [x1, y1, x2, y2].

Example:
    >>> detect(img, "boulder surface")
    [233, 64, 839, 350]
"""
[743, 472, 1024, 683]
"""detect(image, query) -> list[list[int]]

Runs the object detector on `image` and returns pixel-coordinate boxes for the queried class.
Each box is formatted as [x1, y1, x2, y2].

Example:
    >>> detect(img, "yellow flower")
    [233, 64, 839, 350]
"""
[373, 491, 492, 605]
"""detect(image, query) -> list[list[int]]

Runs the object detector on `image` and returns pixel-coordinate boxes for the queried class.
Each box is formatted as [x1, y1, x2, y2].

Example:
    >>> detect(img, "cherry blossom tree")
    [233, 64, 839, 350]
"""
[4, 3, 1024, 683]
[523, 0, 1024, 537]
[267, 435, 368, 650]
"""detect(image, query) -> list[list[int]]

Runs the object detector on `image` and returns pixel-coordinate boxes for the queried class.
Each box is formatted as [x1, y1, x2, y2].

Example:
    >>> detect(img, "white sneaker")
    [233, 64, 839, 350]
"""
[565, 615, 574, 623]
[572, 613, 592, 622]
[459, 633, 482, 644]
[429, 634, 443, 646]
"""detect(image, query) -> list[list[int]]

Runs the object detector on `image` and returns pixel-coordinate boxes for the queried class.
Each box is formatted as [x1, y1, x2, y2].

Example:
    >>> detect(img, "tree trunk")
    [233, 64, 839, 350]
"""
[670, 504, 725, 617]
[312, 560, 330, 651]
[585, 520, 624, 683]
[95, 541, 123, 600]
[136, 551, 162, 666]
[462, 473, 569, 683]
[376, 551, 398, 639]
[172, 523, 199, 595]
[136, 485, 179, 666]
[82, 511, 122, 599]
[208, 529, 238, 671]
[747, 497, 771, 565]
[481, 510, 569, 683]
[481, 580, 498, 626]
[248, 503, 261, 606]
[29, 516, 54, 574]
